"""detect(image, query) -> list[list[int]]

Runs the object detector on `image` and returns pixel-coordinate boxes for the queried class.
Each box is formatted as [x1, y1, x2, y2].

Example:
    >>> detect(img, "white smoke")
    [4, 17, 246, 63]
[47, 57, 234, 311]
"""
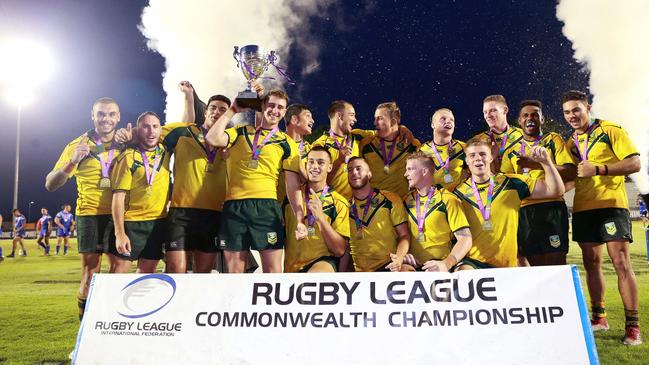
[557, 0, 649, 193]
[139, 0, 333, 122]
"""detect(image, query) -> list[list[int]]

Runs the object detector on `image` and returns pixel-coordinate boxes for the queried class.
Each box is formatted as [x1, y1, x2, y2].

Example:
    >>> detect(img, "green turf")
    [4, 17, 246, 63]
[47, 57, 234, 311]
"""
[1, 224, 648, 364]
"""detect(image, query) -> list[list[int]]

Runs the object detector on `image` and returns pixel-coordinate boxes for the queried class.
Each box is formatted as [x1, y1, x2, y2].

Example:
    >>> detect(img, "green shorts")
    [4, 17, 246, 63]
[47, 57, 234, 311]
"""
[572, 208, 633, 243]
[77, 215, 111, 254]
[518, 201, 570, 256]
[453, 257, 495, 271]
[299, 256, 339, 273]
[108, 219, 165, 261]
[165, 208, 221, 253]
[220, 199, 285, 251]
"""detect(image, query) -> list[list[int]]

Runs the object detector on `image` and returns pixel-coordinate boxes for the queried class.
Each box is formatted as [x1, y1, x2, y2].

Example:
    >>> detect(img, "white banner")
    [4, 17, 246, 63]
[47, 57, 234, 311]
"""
[73, 266, 598, 365]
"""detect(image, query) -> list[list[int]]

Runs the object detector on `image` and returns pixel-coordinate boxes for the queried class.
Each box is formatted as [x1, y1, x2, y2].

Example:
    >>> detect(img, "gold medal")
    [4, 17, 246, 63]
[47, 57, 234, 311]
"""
[482, 220, 493, 231]
[443, 174, 453, 184]
[383, 165, 390, 174]
[307, 226, 316, 236]
[99, 177, 111, 189]
[248, 159, 259, 169]
[417, 232, 425, 243]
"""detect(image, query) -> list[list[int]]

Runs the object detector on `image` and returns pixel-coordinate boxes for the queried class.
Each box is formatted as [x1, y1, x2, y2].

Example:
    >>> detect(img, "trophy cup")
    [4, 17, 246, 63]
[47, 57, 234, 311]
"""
[233, 45, 294, 110]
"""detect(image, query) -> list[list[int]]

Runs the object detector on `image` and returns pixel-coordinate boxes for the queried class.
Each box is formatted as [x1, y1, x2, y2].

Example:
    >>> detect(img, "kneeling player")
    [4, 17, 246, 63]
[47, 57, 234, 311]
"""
[284, 147, 350, 272]
[347, 157, 411, 272]
[109, 112, 170, 273]
[402, 152, 472, 272]
[453, 138, 564, 269]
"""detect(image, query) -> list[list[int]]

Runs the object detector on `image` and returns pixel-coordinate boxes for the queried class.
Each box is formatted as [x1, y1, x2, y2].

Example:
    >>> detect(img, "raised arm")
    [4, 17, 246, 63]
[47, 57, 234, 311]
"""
[529, 146, 566, 200]
[179, 81, 196, 123]
[45, 136, 90, 192]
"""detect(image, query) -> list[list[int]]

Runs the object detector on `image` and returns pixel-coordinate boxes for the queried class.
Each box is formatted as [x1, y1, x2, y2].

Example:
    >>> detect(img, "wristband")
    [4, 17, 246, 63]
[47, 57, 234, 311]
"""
[595, 166, 600, 176]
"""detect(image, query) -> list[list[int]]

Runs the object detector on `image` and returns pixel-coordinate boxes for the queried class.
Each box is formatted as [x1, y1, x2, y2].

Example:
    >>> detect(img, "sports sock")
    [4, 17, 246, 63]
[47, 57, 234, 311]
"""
[78, 296, 87, 321]
[592, 302, 606, 319]
[56, 245, 60, 255]
[64, 246, 69, 255]
[625, 309, 639, 328]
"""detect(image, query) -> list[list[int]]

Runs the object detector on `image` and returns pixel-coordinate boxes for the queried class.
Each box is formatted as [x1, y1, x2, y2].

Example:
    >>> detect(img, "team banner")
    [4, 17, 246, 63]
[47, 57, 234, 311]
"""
[73, 265, 597, 365]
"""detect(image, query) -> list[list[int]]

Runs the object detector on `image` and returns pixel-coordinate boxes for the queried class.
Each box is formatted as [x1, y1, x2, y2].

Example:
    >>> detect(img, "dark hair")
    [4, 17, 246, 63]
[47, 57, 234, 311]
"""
[376, 101, 401, 123]
[207, 94, 231, 108]
[12, 208, 20, 213]
[560, 90, 589, 105]
[92, 97, 119, 110]
[520, 100, 543, 109]
[327, 100, 350, 120]
[285, 103, 310, 126]
[262, 89, 289, 105]
[307, 145, 332, 161]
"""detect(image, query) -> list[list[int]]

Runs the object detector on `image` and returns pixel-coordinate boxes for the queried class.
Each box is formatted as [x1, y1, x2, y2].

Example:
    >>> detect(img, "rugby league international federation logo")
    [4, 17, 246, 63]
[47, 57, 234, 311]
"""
[117, 274, 177, 319]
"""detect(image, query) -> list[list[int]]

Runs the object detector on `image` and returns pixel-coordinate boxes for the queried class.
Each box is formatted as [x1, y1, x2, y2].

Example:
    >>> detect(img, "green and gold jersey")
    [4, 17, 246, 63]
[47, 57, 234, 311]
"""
[51, 130, 126, 216]
[312, 129, 374, 201]
[403, 188, 470, 264]
[453, 173, 535, 268]
[349, 189, 408, 272]
[359, 133, 420, 197]
[283, 186, 350, 273]
[111, 144, 171, 221]
[474, 125, 524, 169]
[565, 119, 639, 212]
[278, 139, 312, 203]
[162, 122, 226, 211]
[500, 132, 574, 207]
[224, 125, 300, 201]
[418, 139, 466, 191]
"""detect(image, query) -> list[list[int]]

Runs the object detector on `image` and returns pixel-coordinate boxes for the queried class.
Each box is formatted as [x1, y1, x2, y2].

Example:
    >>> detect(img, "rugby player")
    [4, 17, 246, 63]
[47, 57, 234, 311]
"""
[36, 208, 53, 255]
[54, 204, 75, 255]
[7, 209, 27, 257]
[419, 108, 466, 190]
[562, 90, 642, 345]
[475, 95, 524, 172]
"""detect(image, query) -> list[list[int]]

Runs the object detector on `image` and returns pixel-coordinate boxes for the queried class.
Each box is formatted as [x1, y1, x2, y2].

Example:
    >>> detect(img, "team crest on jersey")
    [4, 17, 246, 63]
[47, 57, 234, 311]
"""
[549, 235, 561, 248]
[267, 232, 278, 244]
[371, 197, 380, 206]
[397, 141, 406, 150]
[605, 222, 617, 235]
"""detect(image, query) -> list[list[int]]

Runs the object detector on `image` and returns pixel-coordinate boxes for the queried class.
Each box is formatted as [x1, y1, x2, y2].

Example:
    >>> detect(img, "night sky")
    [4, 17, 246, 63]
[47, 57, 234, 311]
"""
[0, 0, 589, 220]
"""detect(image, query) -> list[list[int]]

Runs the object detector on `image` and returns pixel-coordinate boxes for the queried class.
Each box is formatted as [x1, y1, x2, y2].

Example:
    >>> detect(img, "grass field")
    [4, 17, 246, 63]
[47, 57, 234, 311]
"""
[1, 224, 649, 364]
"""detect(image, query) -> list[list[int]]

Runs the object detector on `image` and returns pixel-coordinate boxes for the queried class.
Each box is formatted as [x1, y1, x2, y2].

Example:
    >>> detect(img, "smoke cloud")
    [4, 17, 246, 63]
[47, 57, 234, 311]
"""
[139, 0, 333, 122]
[557, 0, 649, 193]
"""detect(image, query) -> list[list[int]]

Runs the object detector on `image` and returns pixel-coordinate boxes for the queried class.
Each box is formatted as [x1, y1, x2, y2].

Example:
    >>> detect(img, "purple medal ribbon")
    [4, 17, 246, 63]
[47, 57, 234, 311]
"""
[200, 127, 217, 164]
[140, 147, 161, 186]
[298, 139, 305, 156]
[251, 126, 279, 160]
[572, 121, 596, 161]
[470, 176, 495, 222]
[329, 129, 352, 163]
[489, 124, 509, 157]
[380, 137, 398, 171]
[94, 135, 115, 178]
[416, 187, 436, 234]
[520, 134, 542, 155]
[351, 190, 374, 231]
[306, 186, 329, 227]
[431, 141, 453, 173]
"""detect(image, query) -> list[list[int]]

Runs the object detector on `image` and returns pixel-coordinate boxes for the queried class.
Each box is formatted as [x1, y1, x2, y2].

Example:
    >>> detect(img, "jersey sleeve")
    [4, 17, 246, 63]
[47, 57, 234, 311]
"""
[500, 149, 517, 174]
[551, 134, 574, 166]
[224, 127, 239, 149]
[332, 197, 351, 239]
[506, 174, 536, 201]
[282, 137, 301, 173]
[162, 122, 193, 138]
[111, 151, 133, 192]
[608, 124, 639, 160]
[52, 142, 78, 177]
[387, 193, 408, 226]
[443, 192, 470, 232]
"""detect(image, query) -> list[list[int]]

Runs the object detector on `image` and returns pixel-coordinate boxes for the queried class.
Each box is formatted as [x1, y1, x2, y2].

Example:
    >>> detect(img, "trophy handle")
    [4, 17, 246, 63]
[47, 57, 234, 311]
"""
[233, 46, 240, 67]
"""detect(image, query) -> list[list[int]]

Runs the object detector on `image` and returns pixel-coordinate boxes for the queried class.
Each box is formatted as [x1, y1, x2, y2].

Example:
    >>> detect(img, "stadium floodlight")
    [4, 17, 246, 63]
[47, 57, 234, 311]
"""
[0, 39, 55, 209]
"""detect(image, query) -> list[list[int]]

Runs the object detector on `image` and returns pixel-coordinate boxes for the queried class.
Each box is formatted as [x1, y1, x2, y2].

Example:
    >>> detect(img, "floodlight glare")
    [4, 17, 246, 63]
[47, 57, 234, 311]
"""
[0, 39, 54, 87]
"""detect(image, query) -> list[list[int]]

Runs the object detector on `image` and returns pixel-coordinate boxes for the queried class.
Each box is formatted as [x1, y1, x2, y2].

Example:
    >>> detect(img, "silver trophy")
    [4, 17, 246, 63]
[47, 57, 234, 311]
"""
[233, 45, 273, 110]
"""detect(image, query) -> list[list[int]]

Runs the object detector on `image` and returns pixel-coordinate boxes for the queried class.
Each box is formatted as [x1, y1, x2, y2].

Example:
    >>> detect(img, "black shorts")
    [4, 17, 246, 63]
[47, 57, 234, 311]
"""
[165, 208, 221, 253]
[453, 257, 495, 271]
[77, 215, 111, 254]
[518, 201, 569, 256]
[572, 208, 633, 243]
[108, 219, 165, 261]
[299, 256, 339, 273]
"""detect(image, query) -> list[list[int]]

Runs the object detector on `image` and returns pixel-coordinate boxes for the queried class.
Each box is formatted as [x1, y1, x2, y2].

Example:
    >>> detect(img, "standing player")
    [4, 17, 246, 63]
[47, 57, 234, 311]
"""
[278, 103, 315, 202]
[638, 195, 648, 225]
[109, 112, 170, 273]
[36, 208, 53, 255]
[562, 90, 642, 345]
[475, 95, 524, 172]
[402, 152, 472, 272]
[284, 146, 350, 272]
[453, 138, 564, 269]
[205, 89, 306, 273]
[346, 157, 411, 272]
[7, 209, 27, 257]
[45, 97, 125, 321]
[419, 108, 466, 190]
[500, 100, 576, 266]
[359, 101, 420, 197]
[55, 204, 75, 255]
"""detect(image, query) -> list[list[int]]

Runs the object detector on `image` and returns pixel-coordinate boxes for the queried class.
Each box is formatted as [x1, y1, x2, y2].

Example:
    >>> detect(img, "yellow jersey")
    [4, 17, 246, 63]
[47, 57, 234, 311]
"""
[51, 130, 126, 216]
[359, 133, 421, 197]
[111, 144, 171, 221]
[349, 189, 408, 272]
[418, 139, 466, 191]
[403, 188, 470, 263]
[312, 129, 374, 200]
[453, 173, 536, 267]
[565, 119, 639, 212]
[162, 122, 226, 211]
[500, 132, 574, 207]
[224, 125, 300, 201]
[278, 139, 312, 203]
[475, 125, 524, 170]
[283, 186, 350, 272]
